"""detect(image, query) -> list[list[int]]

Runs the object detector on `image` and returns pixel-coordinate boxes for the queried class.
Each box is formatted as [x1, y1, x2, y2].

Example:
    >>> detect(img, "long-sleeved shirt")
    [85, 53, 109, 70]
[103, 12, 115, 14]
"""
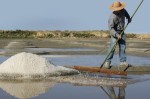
[108, 9, 130, 37]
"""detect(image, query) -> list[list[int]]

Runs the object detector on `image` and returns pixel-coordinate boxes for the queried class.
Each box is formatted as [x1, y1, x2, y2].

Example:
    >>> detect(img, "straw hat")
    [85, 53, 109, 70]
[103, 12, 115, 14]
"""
[110, 1, 126, 11]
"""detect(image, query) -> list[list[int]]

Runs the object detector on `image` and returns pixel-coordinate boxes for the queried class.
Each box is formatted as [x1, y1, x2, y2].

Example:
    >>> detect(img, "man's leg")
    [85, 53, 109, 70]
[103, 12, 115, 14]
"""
[118, 34, 127, 62]
[118, 86, 125, 99]
[106, 87, 116, 99]
[106, 36, 117, 63]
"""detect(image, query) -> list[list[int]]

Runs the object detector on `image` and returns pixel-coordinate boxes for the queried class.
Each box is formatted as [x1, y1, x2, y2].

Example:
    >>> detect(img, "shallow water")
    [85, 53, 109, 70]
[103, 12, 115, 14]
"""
[43, 54, 150, 66]
[26, 48, 97, 52]
[0, 54, 149, 99]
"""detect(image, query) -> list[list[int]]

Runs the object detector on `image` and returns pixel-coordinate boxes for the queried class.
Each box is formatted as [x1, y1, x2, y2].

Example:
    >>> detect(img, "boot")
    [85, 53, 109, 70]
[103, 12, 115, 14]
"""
[103, 62, 111, 69]
[119, 62, 129, 67]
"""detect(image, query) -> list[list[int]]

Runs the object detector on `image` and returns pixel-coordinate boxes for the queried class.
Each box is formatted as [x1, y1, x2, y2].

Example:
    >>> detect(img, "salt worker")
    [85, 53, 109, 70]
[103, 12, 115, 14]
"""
[104, 1, 132, 68]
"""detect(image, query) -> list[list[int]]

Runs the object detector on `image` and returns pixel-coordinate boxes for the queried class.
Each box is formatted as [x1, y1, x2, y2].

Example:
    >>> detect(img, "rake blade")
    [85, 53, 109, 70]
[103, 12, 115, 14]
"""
[73, 66, 127, 76]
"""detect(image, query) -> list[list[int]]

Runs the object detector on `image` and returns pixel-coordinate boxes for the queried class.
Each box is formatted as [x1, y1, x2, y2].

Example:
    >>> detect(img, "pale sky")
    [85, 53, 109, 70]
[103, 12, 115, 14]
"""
[0, 0, 149, 34]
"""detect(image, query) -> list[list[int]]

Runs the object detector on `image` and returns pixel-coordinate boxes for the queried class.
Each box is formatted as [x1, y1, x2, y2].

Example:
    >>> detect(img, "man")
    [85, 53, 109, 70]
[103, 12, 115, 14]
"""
[104, 1, 132, 68]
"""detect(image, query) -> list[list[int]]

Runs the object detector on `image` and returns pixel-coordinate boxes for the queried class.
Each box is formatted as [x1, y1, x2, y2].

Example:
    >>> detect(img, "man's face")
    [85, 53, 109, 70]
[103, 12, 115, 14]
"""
[114, 9, 123, 15]
[114, 10, 121, 14]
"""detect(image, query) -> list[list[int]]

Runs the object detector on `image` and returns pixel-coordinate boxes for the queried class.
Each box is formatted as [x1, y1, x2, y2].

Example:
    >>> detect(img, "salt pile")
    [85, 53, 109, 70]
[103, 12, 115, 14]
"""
[0, 52, 79, 79]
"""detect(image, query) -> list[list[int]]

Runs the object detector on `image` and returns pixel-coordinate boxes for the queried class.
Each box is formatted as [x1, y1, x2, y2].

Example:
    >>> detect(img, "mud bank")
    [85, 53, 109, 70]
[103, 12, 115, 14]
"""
[0, 38, 149, 57]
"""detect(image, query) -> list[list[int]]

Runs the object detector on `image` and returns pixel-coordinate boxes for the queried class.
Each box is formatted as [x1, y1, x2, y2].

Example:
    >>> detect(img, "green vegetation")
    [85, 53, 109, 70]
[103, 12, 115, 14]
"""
[0, 30, 147, 39]
[0, 30, 36, 38]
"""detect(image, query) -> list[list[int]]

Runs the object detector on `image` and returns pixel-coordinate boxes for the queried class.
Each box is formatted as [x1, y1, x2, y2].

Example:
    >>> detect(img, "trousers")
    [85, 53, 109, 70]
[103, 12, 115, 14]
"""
[106, 34, 126, 63]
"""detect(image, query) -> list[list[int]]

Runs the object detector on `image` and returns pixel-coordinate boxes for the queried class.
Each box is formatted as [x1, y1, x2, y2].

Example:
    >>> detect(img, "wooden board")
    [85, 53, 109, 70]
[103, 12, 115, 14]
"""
[73, 66, 127, 76]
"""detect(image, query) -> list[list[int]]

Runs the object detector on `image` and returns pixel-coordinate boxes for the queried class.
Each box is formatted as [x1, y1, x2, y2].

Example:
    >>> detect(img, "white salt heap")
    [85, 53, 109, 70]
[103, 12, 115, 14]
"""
[0, 52, 79, 79]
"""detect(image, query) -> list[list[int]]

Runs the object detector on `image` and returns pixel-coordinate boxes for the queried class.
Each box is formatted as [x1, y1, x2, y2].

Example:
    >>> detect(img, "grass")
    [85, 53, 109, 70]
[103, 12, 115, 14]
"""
[0, 30, 149, 39]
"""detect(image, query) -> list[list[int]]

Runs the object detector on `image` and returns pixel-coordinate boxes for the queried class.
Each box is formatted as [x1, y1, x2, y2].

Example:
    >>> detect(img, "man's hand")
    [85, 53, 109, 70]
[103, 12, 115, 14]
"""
[128, 18, 132, 23]
[116, 33, 121, 40]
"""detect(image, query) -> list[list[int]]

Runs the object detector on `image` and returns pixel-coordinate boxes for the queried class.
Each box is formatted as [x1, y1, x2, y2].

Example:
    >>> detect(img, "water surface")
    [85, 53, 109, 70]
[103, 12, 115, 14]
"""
[0, 54, 149, 99]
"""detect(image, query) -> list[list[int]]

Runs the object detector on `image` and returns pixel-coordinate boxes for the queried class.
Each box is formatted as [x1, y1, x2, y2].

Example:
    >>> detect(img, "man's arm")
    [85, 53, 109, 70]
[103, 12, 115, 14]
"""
[124, 9, 132, 23]
[108, 15, 119, 38]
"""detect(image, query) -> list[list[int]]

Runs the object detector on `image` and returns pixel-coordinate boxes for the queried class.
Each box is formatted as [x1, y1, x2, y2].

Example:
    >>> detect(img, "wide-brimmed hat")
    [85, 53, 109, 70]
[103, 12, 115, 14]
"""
[110, 1, 126, 11]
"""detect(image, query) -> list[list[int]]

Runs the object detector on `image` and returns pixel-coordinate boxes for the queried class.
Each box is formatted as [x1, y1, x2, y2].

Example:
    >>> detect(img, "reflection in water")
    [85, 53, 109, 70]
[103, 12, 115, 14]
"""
[0, 73, 146, 99]
[0, 80, 56, 99]
[101, 86, 125, 99]
[48, 73, 141, 87]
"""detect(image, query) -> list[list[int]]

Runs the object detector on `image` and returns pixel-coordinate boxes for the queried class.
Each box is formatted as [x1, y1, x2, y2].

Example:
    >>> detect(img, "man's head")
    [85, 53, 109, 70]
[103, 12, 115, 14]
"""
[110, 1, 126, 12]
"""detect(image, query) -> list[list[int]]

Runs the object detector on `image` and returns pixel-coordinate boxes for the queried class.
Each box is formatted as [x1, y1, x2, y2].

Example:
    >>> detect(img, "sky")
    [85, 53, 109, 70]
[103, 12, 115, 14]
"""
[0, 0, 149, 34]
